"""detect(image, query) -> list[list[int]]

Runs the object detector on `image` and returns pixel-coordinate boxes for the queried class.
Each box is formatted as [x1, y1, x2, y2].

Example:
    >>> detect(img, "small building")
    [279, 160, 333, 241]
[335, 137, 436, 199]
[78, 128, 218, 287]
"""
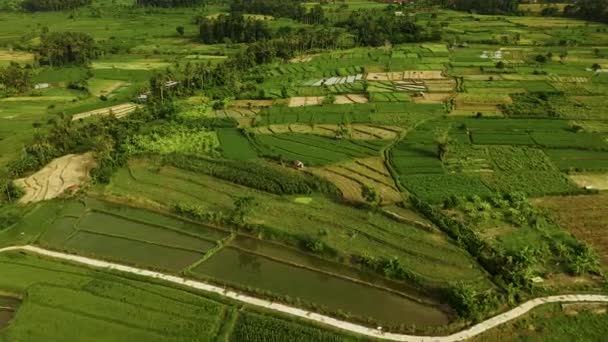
[293, 160, 305, 169]
[34, 83, 50, 90]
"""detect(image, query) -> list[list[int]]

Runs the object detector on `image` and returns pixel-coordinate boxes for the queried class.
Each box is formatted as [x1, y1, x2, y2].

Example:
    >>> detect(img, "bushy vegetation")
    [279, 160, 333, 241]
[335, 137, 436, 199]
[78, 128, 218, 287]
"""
[412, 192, 602, 319]
[229, 311, 360, 342]
[340, 10, 440, 46]
[135, 0, 204, 7]
[441, 0, 519, 15]
[198, 13, 271, 44]
[124, 123, 219, 156]
[39, 32, 98, 66]
[481, 171, 580, 197]
[231, 0, 302, 18]
[163, 153, 342, 196]
[565, 0, 608, 24]
[501, 94, 560, 118]
[21, 0, 91, 12]
[0, 63, 33, 95]
[0, 208, 20, 230]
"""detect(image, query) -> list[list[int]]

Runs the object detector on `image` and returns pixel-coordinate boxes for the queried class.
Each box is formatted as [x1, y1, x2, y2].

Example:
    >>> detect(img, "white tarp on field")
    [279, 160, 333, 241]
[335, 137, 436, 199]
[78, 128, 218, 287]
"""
[309, 74, 363, 87]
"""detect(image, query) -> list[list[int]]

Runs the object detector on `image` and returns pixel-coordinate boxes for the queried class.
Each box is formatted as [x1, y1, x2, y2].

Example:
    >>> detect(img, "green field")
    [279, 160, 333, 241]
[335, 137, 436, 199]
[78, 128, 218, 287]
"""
[2, 0, 608, 340]
[12, 194, 459, 328]
[0, 251, 368, 342]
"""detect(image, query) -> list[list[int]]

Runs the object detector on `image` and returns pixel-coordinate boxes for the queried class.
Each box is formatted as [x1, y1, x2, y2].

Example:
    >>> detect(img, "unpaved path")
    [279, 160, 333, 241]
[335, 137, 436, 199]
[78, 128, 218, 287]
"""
[1, 245, 606, 341]
[14, 153, 96, 204]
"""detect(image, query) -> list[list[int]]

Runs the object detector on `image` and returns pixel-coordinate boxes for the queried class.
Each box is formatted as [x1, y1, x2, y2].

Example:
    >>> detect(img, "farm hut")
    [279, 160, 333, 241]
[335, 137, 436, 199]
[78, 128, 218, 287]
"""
[294, 160, 305, 169]
[34, 83, 50, 90]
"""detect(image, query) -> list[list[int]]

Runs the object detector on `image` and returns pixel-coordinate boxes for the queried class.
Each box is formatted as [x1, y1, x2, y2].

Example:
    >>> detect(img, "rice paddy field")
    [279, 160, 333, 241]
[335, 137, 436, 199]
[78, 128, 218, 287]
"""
[1, 1, 608, 340]
[0, 250, 369, 342]
[5, 195, 459, 329]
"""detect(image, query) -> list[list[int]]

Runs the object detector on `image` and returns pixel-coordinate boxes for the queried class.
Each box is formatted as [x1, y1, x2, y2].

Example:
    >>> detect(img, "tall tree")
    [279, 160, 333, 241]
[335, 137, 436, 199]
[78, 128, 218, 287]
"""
[39, 32, 98, 66]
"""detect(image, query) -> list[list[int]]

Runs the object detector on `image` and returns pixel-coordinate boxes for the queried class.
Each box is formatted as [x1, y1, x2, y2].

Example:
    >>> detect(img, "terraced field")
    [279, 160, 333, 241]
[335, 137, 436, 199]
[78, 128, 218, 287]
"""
[15, 153, 96, 204]
[103, 160, 489, 289]
[71, 103, 140, 121]
[311, 157, 402, 203]
[2, 2, 608, 340]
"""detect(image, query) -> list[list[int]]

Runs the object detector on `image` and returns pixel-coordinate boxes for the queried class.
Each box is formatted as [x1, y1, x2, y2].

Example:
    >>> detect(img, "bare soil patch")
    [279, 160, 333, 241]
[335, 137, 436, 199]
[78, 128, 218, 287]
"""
[289, 54, 317, 63]
[15, 153, 96, 204]
[334, 94, 368, 104]
[569, 173, 608, 190]
[288, 96, 324, 107]
[425, 80, 457, 92]
[0, 50, 34, 64]
[72, 103, 139, 121]
[413, 93, 453, 104]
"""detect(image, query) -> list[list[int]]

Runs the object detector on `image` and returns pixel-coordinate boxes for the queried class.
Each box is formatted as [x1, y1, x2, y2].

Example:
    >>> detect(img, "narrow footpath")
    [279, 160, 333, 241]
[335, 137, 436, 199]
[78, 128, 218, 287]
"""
[2, 245, 607, 342]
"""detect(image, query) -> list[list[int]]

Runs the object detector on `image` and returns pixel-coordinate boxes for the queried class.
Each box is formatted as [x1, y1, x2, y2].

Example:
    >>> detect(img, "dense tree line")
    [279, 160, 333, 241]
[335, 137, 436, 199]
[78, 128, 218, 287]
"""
[230, 0, 305, 20]
[230, 0, 325, 24]
[339, 10, 440, 46]
[39, 32, 98, 66]
[564, 0, 608, 23]
[135, 0, 205, 7]
[411, 193, 601, 319]
[164, 153, 341, 196]
[6, 100, 179, 184]
[199, 14, 271, 44]
[438, 0, 519, 14]
[0, 63, 32, 95]
[21, 0, 91, 12]
[147, 27, 351, 99]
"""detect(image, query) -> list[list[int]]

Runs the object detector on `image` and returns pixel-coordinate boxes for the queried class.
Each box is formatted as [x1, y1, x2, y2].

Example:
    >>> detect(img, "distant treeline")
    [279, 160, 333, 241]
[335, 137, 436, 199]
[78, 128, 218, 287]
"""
[438, 0, 519, 14]
[339, 10, 440, 46]
[145, 27, 350, 101]
[440, 0, 608, 23]
[230, 0, 305, 20]
[564, 0, 608, 23]
[135, 0, 205, 6]
[0, 63, 32, 95]
[39, 32, 98, 66]
[198, 14, 271, 44]
[21, 0, 91, 12]
[230, 0, 326, 25]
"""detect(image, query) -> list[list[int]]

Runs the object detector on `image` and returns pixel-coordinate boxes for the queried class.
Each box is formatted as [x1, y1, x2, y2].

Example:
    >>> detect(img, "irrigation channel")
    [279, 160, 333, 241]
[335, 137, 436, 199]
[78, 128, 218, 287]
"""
[2, 245, 608, 342]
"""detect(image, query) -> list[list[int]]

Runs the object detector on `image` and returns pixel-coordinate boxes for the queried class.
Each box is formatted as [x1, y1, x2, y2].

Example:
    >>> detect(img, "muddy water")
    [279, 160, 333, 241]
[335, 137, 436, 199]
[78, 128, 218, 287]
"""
[193, 246, 450, 327]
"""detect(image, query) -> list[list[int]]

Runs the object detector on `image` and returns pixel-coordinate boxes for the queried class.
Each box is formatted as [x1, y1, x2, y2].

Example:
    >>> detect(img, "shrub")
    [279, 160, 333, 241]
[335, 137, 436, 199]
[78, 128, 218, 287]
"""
[0, 209, 20, 230]
[164, 154, 342, 196]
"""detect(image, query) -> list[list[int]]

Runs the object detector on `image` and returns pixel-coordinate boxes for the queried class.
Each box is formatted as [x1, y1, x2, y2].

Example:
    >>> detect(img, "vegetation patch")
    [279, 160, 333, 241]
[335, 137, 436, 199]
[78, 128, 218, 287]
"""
[401, 174, 493, 203]
[534, 194, 608, 266]
[217, 128, 258, 160]
[253, 133, 388, 166]
[481, 171, 580, 197]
